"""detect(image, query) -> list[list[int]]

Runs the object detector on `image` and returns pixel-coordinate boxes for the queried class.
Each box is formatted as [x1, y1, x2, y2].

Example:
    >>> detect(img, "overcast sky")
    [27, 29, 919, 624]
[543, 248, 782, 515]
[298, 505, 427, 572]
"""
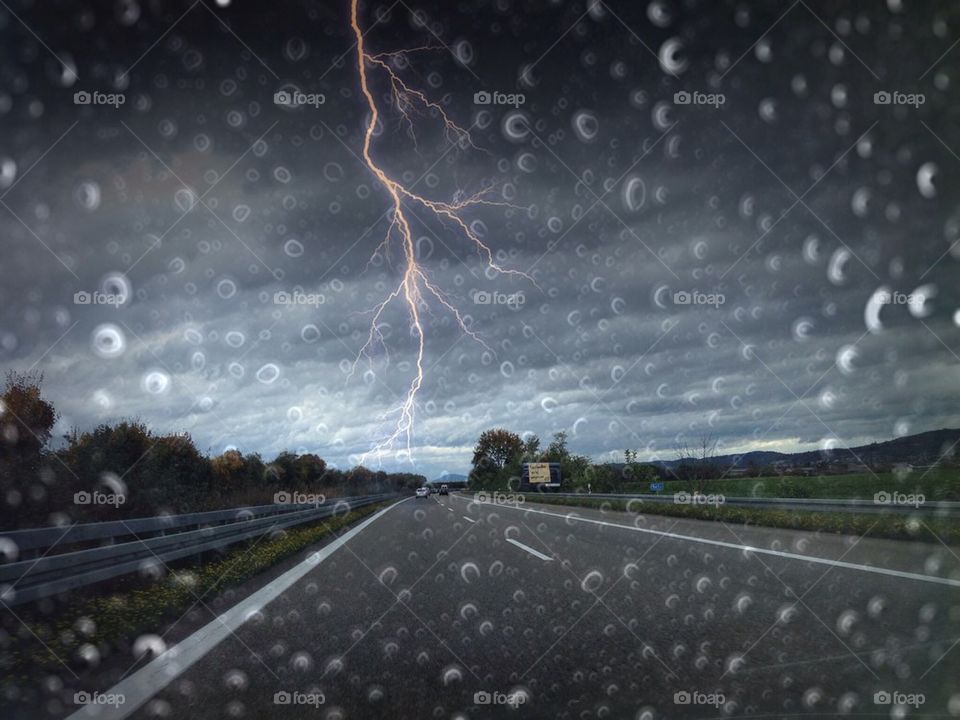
[1, 0, 958, 478]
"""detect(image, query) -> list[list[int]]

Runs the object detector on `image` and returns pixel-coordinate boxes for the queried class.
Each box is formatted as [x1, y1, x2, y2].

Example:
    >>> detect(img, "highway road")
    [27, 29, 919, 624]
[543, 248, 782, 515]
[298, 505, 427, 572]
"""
[62, 494, 960, 719]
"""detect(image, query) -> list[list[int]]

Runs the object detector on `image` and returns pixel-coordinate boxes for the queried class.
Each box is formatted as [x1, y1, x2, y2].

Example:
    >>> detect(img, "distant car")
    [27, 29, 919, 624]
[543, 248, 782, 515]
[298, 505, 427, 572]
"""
[415, 487, 429, 498]
[439, 484, 449, 496]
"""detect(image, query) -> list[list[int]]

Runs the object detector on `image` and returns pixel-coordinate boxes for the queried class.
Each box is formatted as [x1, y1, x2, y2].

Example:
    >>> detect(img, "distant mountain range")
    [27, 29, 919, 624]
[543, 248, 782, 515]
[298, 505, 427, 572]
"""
[434, 472, 468, 483]
[656, 428, 960, 471]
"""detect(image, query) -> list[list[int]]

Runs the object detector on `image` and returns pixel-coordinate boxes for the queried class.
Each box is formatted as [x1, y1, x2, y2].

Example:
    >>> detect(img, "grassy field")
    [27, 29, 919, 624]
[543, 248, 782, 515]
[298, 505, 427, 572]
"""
[623, 469, 960, 501]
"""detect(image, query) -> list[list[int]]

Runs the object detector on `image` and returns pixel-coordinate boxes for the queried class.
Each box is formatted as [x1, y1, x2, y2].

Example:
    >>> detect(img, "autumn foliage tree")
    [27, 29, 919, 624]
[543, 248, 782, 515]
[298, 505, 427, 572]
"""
[469, 428, 525, 489]
[0, 371, 58, 523]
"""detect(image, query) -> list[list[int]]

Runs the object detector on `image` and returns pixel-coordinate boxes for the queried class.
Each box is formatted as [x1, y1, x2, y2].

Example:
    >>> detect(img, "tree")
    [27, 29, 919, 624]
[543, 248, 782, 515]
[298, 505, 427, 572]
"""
[621, 448, 658, 490]
[139, 433, 211, 513]
[0, 372, 58, 527]
[470, 428, 524, 489]
[267, 451, 299, 486]
[294, 453, 327, 486]
[544, 431, 569, 461]
[471, 428, 524, 470]
[674, 434, 719, 494]
[1, 371, 57, 458]
[522, 434, 541, 460]
[211, 449, 248, 495]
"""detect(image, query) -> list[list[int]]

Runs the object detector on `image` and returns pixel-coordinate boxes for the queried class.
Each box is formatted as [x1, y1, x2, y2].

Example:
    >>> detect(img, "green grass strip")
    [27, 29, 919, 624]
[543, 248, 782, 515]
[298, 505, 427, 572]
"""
[515, 495, 959, 544]
[4, 502, 390, 681]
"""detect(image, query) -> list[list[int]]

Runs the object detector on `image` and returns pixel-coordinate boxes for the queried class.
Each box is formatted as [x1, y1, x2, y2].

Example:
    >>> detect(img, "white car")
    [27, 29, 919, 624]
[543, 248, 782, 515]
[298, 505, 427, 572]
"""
[415, 487, 430, 498]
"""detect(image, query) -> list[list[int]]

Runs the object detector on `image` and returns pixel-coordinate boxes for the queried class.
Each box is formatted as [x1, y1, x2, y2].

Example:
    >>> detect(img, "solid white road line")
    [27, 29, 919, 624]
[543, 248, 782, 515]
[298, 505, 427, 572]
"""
[66, 498, 410, 720]
[454, 496, 960, 588]
[506, 537, 554, 562]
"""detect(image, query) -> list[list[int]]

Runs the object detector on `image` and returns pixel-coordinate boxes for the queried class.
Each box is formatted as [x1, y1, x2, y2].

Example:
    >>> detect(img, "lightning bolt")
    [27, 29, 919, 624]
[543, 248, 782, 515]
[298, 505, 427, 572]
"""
[348, 0, 534, 465]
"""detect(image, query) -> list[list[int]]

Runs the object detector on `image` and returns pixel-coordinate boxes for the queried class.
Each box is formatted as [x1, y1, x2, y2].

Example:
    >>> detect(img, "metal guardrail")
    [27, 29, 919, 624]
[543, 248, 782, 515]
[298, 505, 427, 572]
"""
[3, 500, 358, 553]
[0, 494, 399, 606]
[470, 491, 960, 517]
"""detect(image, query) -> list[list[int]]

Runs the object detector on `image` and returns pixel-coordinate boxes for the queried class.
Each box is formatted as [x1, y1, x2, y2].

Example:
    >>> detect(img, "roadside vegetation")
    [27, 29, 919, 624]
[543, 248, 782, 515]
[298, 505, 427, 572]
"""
[0, 372, 424, 530]
[626, 471, 957, 501]
[511, 494, 960, 544]
[4, 501, 390, 680]
[467, 426, 959, 500]
[467, 427, 959, 540]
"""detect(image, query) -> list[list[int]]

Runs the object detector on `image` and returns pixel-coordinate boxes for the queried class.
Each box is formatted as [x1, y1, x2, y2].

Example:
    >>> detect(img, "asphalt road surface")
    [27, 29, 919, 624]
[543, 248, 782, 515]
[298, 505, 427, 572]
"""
[68, 495, 960, 719]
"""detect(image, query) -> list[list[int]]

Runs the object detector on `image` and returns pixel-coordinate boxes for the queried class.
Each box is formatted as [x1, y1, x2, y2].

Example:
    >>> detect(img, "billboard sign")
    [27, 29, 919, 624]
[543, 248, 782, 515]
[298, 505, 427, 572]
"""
[521, 462, 561, 488]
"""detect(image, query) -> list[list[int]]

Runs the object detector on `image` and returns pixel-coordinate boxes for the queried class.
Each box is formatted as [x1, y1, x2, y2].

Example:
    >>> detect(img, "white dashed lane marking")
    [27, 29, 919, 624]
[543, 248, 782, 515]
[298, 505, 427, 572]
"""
[506, 537, 554, 562]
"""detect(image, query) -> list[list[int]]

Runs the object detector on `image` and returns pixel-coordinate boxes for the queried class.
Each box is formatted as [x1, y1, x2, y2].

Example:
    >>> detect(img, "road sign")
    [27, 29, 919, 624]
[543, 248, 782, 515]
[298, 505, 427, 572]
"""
[527, 463, 552, 484]
[521, 462, 561, 488]
[650, 482, 664, 492]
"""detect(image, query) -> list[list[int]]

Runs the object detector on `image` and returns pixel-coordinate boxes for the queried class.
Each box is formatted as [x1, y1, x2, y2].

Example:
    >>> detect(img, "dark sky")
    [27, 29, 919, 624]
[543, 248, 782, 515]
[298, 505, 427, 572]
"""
[1, 0, 958, 477]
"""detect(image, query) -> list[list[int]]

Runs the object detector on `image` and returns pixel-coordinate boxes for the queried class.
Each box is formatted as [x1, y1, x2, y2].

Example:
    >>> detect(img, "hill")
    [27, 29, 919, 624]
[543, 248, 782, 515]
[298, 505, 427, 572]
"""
[657, 428, 960, 472]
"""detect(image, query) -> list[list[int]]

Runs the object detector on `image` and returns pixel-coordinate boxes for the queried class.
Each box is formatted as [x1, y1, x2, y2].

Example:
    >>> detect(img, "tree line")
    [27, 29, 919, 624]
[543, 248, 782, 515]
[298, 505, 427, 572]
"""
[468, 427, 664, 492]
[0, 372, 425, 530]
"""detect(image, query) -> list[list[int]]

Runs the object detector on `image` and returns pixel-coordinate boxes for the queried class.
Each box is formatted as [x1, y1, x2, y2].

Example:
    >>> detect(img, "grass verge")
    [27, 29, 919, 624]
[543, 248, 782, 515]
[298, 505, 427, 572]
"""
[618, 470, 960, 501]
[2, 501, 391, 682]
[513, 494, 960, 544]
